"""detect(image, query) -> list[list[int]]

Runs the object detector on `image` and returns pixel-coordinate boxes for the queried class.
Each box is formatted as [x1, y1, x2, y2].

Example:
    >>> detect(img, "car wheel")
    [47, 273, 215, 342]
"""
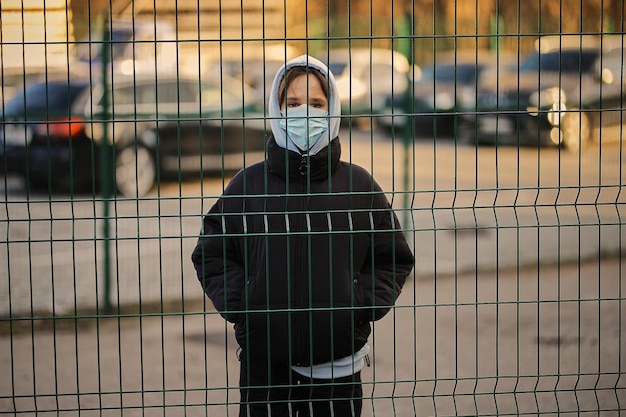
[560, 109, 592, 153]
[115, 144, 156, 197]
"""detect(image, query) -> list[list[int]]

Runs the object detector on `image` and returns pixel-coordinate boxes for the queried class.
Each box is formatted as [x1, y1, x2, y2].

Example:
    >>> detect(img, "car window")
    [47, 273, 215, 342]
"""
[556, 51, 597, 73]
[110, 80, 199, 107]
[454, 64, 480, 83]
[4, 81, 88, 115]
[519, 50, 599, 73]
[155, 81, 197, 104]
[201, 84, 233, 107]
[105, 80, 201, 116]
[366, 63, 396, 82]
[110, 85, 136, 106]
[328, 63, 347, 76]
[418, 63, 477, 84]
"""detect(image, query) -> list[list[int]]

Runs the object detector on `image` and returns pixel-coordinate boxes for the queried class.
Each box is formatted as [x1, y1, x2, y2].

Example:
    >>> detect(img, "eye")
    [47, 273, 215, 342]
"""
[310, 99, 327, 109]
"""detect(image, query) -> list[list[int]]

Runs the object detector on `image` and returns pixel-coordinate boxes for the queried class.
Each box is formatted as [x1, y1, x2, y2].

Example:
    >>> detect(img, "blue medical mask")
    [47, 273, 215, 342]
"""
[279, 104, 329, 152]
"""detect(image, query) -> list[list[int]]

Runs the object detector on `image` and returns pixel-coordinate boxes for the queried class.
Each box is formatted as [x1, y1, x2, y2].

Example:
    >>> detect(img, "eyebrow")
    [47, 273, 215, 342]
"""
[308, 96, 328, 105]
[286, 96, 327, 106]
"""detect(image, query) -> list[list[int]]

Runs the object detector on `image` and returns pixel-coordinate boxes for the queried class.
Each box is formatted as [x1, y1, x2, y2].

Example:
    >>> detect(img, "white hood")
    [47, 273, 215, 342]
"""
[268, 54, 342, 155]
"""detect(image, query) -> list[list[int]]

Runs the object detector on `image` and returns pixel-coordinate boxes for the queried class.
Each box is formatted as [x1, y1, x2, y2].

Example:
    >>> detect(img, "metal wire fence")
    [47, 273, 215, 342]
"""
[0, 1, 625, 416]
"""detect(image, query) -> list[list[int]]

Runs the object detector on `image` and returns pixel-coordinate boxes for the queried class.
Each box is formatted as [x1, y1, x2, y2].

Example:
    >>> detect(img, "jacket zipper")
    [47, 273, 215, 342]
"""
[292, 155, 309, 365]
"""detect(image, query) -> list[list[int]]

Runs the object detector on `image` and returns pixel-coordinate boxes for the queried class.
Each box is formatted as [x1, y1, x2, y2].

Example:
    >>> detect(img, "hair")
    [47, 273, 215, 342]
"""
[278, 66, 329, 106]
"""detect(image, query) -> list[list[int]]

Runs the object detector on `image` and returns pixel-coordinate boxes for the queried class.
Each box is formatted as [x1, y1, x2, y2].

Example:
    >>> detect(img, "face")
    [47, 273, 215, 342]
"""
[281, 73, 329, 111]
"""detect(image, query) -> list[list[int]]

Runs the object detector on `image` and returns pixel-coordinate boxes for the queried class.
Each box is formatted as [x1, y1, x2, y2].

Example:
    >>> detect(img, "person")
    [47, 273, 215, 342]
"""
[191, 54, 414, 417]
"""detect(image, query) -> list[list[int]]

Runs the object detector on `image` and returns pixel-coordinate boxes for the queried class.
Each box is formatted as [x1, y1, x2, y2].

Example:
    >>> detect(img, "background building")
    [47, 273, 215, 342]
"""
[1, 0, 74, 70]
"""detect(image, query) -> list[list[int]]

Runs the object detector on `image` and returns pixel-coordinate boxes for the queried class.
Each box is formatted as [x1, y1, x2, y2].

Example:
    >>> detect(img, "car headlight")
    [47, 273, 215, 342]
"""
[527, 87, 567, 126]
[602, 68, 615, 84]
[457, 89, 476, 109]
[420, 92, 454, 110]
[528, 87, 566, 111]
[433, 92, 454, 110]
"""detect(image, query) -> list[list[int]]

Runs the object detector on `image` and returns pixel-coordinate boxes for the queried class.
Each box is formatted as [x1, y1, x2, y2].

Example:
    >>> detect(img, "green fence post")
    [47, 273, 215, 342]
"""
[396, 11, 414, 233]
[99, 12, 113, 315]
[490, 13, 504, 51]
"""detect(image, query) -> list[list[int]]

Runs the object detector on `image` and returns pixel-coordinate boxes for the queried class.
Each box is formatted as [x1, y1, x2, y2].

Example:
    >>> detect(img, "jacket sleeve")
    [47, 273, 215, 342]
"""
[360, 196, 414, 321]
[191, 198, 246, 323]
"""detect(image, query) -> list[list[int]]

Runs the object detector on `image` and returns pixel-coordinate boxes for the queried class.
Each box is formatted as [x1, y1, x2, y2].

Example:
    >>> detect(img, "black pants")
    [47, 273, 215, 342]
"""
[238, 351, 363, 417]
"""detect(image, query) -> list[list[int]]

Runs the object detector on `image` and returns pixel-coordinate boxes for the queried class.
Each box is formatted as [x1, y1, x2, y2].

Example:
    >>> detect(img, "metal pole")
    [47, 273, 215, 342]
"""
[490, 13, 504, 51]
[398, 11, 415, 233]
[100, 11, 113, 315]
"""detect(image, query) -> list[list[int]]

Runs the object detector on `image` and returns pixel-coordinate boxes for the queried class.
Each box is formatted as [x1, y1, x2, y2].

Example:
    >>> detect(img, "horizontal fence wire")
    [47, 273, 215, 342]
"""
[0, 1, 625, 416]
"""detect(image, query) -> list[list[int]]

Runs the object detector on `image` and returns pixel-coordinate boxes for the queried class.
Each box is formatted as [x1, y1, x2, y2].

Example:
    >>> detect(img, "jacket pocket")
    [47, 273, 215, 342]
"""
[352, 272, 368, 324]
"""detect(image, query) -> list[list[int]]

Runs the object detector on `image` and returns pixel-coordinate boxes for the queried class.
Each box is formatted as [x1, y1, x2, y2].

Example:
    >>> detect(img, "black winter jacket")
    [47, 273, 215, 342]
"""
[192, 136, 414, 367]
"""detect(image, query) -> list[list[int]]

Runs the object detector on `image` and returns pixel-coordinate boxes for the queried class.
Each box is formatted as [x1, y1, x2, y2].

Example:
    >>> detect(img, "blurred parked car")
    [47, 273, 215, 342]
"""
[378, 51, 516, 136]
[315, 48, 412, 122]
[0, 76, 91, 186]
[0, 73, 267, 196]
[550, 46, 626, 151]
[458, 37, 602, 148]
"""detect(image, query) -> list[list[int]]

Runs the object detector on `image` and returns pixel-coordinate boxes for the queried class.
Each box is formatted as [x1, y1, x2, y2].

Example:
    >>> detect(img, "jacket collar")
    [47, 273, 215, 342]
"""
[267, 136, 342, 182]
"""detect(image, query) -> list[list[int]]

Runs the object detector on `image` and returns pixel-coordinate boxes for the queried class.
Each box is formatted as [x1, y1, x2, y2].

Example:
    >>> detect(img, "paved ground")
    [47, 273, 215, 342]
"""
[1, 256, 624, 417]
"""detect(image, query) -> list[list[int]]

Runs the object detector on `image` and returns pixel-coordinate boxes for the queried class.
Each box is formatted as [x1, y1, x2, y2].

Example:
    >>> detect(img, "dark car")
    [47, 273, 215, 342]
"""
[0, 73, 267, 196]
[0, 77, 93, 189]
[459, 39, 602, 147]
[379, 51, 516, 137]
